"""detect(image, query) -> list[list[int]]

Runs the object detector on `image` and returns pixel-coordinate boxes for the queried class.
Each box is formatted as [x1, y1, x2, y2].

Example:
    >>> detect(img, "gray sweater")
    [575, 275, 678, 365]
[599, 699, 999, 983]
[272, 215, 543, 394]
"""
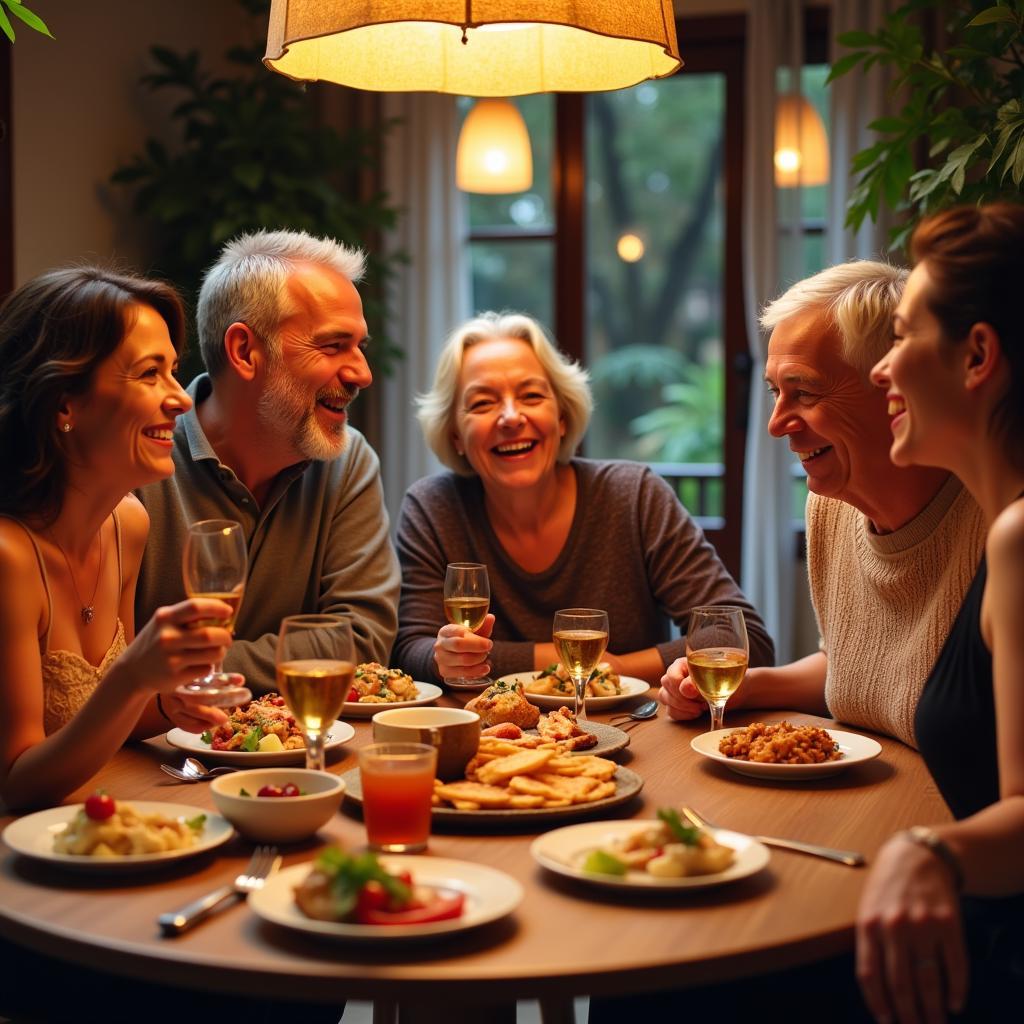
[394, 459, 774, 684]
[135, 374, 400, 692]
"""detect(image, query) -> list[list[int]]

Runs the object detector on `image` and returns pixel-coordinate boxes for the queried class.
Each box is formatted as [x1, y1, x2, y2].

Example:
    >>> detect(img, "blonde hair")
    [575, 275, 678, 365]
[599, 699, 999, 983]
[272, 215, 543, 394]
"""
[416, 312, 593, 476]
[760, 260, 907, 378]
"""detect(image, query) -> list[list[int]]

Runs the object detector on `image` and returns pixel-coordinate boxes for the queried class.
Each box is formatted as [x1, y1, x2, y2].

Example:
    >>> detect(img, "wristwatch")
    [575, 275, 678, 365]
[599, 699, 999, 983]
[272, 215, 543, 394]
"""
[898, 826, 964, 890]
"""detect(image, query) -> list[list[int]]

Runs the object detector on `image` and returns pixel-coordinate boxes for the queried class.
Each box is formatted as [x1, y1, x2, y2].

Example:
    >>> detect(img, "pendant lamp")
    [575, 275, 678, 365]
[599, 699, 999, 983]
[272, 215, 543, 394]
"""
[456, 99, 533, 193]
[774, 93, 829, 187]
[264, 1, 683, 96]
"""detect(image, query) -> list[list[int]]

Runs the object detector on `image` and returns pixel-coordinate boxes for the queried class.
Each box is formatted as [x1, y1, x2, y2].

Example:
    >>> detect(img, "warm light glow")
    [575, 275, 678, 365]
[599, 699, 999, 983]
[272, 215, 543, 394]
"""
[617, 233, 645, 262]
[457, 98, 533, 193]
[774, 94, 829, 187]
[264, 1, 683, 96]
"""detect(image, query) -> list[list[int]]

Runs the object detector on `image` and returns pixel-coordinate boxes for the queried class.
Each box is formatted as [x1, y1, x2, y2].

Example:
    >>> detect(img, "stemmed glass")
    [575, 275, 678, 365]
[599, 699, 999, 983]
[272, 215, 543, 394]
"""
[276, 614, 355, 771]
[177, 519, 251, 708]
[686, 605, 749, 732]
[442, 562, 491, 689]
[552, 608, 609, 721]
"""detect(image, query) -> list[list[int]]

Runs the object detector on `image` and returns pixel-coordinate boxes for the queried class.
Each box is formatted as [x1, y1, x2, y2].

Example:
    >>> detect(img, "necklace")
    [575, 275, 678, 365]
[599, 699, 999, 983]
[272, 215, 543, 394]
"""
[49, 524, 105, 626]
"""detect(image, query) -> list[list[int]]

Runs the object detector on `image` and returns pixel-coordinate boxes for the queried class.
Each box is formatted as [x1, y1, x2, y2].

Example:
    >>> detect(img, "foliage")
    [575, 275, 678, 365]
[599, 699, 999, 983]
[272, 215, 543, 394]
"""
[111, 0, 403, 380]
[829, 0, 1024, 250]
[0, 0, 51, 43]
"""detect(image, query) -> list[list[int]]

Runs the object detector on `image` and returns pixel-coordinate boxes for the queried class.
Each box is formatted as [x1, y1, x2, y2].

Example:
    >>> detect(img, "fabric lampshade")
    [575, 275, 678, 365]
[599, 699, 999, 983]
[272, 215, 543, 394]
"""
[456, 99, 533, 193]
[774, 93, 829, 187]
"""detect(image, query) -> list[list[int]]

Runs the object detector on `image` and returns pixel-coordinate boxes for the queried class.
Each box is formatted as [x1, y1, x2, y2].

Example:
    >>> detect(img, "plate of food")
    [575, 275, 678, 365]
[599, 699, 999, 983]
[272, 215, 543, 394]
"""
[167, 693, 355, 764]
[481, 715, 630, 758]
[343, 664, 442, 719]
[531, 811, 770, 891]
[690, 721, 883, 780]
[2, 798, 234, 873]
[249, 846, 523, 941]
[498, 668, 649, 711]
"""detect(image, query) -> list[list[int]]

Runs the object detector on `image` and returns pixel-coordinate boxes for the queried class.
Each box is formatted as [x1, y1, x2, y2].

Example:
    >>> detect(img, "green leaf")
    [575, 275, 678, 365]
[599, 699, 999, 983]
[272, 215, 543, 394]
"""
[837, 29, 880, 47]
[5, 0, 52, 37]
[185, 814, 206, 831]
[0, 6, 15, 42]
[967, 7, 1018, 27]
[582, 849, 629, 876]
[867, 116, 908, 135]
[1011, 136, 1024, 185]
[239, 787, 251, 797]
[200, 730, 213, 744]
[241, 726, 263, 752]
[827, 51, 869, 81]
[657, 808, 701, 846]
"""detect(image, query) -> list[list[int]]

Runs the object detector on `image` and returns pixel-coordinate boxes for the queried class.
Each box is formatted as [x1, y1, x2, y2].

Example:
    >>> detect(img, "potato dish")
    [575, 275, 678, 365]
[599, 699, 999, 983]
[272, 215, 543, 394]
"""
[526, 662, 622, 698]
[350, 663, 418, 703]
[54, 801, 203, 857]
[719, 721, 842, 764]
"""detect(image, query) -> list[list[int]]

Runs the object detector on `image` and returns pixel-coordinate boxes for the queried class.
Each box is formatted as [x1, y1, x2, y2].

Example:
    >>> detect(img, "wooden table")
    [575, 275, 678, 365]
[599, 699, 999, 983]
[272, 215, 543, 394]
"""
[0, 702, 951, 1020]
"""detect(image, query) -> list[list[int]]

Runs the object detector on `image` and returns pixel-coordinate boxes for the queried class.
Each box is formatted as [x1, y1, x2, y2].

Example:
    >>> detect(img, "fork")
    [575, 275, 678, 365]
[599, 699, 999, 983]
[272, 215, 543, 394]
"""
[158, 846, 281, 935]
[680, 806, 866, 867]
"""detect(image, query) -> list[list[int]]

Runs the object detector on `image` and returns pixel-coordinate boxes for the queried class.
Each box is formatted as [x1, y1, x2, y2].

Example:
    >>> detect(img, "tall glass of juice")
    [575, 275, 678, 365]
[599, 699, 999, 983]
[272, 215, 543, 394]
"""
[276, 614, 354, 771]
[358, 742, 437, 853]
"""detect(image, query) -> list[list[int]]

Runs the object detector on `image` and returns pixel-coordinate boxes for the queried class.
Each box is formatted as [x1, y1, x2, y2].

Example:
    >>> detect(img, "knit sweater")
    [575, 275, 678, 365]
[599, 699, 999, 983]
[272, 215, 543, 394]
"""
[809, 473, 985, 748]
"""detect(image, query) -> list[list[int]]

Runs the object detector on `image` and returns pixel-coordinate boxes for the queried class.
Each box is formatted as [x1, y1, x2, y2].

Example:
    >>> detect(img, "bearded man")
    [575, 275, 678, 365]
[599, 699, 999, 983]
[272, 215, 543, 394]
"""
[136, 230, 399, 691]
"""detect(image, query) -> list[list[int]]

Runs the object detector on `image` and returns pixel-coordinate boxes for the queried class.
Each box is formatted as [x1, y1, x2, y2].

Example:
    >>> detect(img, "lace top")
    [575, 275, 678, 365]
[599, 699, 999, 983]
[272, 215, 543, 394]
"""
[1, 513, 125, 735]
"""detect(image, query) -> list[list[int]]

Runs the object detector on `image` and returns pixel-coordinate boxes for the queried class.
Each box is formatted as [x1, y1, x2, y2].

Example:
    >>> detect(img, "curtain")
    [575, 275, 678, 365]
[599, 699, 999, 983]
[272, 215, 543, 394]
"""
[379, 93, 471, 525]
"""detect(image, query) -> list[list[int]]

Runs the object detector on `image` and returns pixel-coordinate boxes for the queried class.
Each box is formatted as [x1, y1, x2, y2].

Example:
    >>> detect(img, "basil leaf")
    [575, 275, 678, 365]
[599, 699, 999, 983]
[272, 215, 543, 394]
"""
[185, 814, 206, 831]
[241, 726, 263, 752]
[657, 807, 700, 846]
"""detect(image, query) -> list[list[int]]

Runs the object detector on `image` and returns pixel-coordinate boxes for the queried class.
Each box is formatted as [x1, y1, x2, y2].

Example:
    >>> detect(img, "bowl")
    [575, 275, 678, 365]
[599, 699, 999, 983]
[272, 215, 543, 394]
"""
[210, 768, 345, 843]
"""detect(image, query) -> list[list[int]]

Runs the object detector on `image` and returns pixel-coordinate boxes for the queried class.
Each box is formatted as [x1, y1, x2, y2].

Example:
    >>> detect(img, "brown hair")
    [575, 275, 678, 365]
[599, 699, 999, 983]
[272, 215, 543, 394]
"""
[0, 266, 186, 524]
[911, 202, 1024, 444]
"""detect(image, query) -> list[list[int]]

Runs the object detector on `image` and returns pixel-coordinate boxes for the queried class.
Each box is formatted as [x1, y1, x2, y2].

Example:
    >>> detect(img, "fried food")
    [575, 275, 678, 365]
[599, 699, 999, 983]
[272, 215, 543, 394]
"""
[350, 663, 418, 703]
[536, 706, 598, 750]
[465, 679, 540, 729]
[719, 721, 842, 764]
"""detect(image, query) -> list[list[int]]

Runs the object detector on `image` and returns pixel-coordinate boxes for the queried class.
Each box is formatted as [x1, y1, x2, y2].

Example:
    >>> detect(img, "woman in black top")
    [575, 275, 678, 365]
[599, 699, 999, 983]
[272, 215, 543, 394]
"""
[865, 203, 1024, 1022]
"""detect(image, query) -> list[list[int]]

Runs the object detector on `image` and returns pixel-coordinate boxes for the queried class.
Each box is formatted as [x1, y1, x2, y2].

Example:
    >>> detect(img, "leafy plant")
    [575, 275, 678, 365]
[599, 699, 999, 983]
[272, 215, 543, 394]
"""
[0, 0, 51, 43]
[829, 0, 1024, 250]
[111, 0, 403, 379]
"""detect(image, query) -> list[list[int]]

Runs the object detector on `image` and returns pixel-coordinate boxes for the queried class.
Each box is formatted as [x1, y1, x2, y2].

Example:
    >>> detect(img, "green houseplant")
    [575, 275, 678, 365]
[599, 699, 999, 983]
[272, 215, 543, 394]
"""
[0, 0, 50, 42]
[829, 0, 1024, 249]
[111, 0, 402, 379]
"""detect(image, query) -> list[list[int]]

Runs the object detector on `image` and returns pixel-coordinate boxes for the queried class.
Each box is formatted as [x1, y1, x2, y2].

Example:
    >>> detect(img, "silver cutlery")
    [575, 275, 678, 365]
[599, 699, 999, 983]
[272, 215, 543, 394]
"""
[680, 806, 866, 867]
[158, 845, 281, 935]
[609, 700, 659, 729]
[159, 757, 237, 783]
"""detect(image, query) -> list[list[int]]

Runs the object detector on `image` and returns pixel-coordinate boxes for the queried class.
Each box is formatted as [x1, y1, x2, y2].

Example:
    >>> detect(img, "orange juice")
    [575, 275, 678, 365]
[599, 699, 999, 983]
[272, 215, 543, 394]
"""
[358, 743, 437, 852]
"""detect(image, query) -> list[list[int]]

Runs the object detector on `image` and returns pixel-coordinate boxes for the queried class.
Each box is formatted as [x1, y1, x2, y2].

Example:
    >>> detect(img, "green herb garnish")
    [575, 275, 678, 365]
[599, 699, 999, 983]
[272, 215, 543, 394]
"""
[315, 846, 412, 919]
[582, 849, 628, 876]
[239, 787, 251, 797]
[185, 814, 206, 831]
[657, 808, 701, 846]
[241, 726, 264, 752]
[200, 730, 213, 744]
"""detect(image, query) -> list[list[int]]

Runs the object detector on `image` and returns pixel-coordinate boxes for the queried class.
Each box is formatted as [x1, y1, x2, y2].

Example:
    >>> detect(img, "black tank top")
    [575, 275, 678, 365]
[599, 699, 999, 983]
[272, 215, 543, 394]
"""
[914, 558, 997, 820]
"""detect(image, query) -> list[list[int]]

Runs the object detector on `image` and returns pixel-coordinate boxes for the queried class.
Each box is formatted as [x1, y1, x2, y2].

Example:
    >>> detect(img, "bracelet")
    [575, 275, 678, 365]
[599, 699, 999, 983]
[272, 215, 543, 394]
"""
[898, 826, 964, 891]
[155, 694, 173, 724]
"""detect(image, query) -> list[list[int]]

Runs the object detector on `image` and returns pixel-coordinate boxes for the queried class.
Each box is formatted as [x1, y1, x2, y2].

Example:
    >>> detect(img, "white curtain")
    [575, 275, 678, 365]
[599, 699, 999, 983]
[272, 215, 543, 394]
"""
[380, 93, 471, 524]
[828, 0, 899, 261]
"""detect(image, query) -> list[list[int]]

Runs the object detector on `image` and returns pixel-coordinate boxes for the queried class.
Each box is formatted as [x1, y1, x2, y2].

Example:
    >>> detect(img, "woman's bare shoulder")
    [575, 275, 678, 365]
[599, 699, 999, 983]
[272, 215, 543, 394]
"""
[987, 498, 1024, 563]
[115, 494, 150, 550]
[0, 518, 43, 577]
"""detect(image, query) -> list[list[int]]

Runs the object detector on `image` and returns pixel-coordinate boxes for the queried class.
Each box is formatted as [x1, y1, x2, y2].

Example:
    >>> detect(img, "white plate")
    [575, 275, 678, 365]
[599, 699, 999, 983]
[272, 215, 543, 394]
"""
[342, 682, 443, 719]
[531, 820, 770, 890]
[248, 856, 523, 941]
[2, 801, 234, 873]
[166, 720, 355, 765]
[498, 673, 650, 711]
[690, 726, 883, 779]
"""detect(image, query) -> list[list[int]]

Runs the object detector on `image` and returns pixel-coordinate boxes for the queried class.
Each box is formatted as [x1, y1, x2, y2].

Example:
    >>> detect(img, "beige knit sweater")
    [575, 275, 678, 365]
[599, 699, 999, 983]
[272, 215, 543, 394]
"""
[808, 474, 985, 749]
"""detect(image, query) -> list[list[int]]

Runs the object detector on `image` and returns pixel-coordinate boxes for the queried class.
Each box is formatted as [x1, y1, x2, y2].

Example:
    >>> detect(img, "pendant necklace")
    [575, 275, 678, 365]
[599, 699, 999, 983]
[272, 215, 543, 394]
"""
[49, 524, 105, 626]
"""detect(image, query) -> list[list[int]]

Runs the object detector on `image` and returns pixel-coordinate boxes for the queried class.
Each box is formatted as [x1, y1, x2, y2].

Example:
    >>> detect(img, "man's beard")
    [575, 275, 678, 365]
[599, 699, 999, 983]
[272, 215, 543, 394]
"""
[257, 361, 358, 462]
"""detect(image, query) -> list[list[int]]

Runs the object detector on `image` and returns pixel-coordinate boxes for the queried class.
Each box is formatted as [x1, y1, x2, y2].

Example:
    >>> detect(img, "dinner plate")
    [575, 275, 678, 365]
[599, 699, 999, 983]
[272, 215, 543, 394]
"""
[166, 720, 355, 765]
[248, 856, 523, 941]
[498, 673, 650, 711]
[531, 820, 770, 890]
[341, 766, 643, 823]
[2, 801, 234, 873]
[519, 720, 629, 758]
[690, 726, 883, 779]
[342, 682, 442, 719]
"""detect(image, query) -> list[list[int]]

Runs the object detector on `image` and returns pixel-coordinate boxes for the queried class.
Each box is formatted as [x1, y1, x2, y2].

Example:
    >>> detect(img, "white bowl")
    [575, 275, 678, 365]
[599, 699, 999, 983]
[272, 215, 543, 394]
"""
[210, 768, 345, 843]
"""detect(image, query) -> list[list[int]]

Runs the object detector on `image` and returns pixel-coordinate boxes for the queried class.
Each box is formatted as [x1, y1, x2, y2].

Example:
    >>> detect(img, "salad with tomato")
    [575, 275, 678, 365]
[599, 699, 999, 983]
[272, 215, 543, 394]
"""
[294, 846, 465, 926]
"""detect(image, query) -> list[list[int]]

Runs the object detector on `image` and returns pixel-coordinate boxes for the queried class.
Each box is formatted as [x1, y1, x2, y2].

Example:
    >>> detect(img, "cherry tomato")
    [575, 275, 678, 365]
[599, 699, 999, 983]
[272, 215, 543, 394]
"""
[270, 696, 286, 706]
[355, 880, 392, 919]
[257, 784, 283, 798]
[357, 889, 465, 926]
[280, 783, 301, 798]
[84, 792, 116, 821]
[394, 869, 413, 888]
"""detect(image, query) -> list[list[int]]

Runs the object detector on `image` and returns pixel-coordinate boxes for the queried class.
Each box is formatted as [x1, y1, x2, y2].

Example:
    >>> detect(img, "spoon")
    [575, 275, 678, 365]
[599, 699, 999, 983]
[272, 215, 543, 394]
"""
[610, 700, 659, 728]
[159, 758, 237, 783]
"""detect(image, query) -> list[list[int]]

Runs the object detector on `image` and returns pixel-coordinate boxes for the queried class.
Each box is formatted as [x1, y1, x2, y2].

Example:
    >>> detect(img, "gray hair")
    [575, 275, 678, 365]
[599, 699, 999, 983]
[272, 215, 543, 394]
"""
[197, 229, 366, 377]
[416, 311, 593, 476]
[760, 260, 908, 378]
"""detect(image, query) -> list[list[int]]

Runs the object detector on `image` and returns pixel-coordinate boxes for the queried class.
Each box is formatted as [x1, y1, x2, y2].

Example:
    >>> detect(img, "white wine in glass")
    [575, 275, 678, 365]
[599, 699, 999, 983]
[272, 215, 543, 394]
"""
[277, 615, 354, 771]
[686, 605, 749, 732]
[178, 519, 250, 708]
[552, 608, 609, 720]
[442, 562, 491, 689]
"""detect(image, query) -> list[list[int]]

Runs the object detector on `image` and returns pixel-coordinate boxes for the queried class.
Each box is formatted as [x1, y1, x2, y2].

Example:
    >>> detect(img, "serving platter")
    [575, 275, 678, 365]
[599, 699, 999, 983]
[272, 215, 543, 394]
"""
[497, 673, 650, 711]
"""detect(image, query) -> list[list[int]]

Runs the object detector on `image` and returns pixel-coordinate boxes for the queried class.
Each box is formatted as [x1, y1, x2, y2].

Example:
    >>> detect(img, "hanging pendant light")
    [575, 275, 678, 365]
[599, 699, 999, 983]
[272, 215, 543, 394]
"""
[456, 99, 533, 193]
[264, 1, 683, 96]
[774, 93, 829, 187]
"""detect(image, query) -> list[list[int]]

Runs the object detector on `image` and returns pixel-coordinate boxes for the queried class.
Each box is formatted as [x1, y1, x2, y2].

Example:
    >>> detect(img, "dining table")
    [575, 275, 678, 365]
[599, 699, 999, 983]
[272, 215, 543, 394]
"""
[0, 693, 952, 1023]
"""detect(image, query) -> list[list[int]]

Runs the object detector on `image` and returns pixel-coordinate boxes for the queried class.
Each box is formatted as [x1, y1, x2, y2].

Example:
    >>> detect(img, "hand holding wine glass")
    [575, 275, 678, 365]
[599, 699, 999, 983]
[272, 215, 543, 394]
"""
[552, 608, 609, 720]
[440, 562, 492, 688]
[177, 519, 250, 708]
[277, 614, 354, 771]
[685, 605, 748, 732]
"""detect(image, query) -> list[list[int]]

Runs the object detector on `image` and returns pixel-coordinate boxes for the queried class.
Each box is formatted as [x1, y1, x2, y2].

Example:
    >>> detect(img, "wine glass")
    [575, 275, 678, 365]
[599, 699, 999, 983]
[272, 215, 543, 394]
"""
[552, 608, 609, 721]
[686, 605, 749, 733]
[277, 614, 355, 771]
[177, 519, 250, 708]
[442, 562, 491, 689]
